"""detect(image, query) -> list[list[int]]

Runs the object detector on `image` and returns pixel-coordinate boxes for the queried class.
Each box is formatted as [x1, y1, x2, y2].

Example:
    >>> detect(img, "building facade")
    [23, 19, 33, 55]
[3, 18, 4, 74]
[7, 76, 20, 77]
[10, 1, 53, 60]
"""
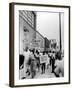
[19, 10, 45, 54]
[35, 31, 45, 52]
[49, 39, 57, 51]
[19, 10, 36, 54]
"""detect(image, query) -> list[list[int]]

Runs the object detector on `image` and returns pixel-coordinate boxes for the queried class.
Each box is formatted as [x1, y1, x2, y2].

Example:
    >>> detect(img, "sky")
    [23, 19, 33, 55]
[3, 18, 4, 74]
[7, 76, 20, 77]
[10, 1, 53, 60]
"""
[36, 11, 64, 47]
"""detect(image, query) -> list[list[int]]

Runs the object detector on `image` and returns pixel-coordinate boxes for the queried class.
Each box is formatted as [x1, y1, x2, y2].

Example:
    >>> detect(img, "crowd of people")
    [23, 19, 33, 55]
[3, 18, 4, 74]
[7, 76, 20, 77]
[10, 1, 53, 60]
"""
[20, 47, 64, 79]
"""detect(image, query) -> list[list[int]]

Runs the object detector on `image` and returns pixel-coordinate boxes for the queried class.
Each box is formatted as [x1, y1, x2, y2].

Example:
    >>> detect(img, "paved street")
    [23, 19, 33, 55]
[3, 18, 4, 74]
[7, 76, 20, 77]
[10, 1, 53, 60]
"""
[34, 66, 56, 79]
[20, 65, 56, 79]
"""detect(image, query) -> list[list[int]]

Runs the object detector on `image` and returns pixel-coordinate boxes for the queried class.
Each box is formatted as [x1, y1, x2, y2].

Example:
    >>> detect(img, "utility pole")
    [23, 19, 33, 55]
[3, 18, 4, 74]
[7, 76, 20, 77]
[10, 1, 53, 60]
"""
[59, 12, 62, 51]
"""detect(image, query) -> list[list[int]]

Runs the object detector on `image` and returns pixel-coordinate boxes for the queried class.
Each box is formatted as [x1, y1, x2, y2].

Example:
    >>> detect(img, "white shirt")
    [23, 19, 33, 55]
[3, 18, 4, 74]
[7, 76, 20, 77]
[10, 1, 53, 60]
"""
[23, 50, 30, 64]
[54, 58, 64, 76]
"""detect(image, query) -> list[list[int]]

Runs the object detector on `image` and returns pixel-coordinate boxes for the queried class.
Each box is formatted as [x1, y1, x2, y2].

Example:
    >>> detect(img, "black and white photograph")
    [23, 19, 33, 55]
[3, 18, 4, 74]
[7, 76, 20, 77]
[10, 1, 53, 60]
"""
[19, 10, 64, 79]
[9, 3, 70, 87]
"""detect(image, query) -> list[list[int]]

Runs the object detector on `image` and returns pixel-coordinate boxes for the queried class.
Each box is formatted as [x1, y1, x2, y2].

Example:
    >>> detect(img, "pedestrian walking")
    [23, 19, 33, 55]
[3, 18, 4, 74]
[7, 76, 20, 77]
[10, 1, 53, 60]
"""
[51, 51, 55, 73]
[48, 51, 52, 66]
[34, 50, 40, 72]
[22, 47, 30, 79]
[29, 49, 37, 78]
[40, 51, 46, 74]
[45, 51, 50, 69]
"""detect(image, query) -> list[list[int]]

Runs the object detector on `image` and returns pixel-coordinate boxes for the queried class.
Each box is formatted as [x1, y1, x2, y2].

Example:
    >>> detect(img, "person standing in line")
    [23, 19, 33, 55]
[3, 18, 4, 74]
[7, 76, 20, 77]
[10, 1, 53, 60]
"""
[22, 47, 30, 79]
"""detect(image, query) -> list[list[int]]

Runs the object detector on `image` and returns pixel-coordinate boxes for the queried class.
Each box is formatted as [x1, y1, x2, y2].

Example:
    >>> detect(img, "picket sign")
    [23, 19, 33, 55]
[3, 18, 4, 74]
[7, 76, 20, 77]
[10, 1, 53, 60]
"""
[40, 55, 47, 63]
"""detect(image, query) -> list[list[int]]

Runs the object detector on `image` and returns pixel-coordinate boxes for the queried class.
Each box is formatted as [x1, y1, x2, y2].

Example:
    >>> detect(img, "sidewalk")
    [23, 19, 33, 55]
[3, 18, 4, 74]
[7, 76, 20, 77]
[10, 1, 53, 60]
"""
[34, 66, 56, 79]
[20, 65, 56, 79]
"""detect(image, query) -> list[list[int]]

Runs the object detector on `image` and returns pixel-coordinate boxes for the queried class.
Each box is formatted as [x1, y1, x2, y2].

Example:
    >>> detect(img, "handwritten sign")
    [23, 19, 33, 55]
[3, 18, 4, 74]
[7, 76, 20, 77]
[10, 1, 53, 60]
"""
[40, 55, 47, 63]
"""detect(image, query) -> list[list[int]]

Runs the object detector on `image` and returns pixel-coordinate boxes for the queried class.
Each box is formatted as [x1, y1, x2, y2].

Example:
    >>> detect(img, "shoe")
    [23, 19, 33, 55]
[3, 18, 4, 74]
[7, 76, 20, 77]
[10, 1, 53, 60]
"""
[21, 77, 26, 79]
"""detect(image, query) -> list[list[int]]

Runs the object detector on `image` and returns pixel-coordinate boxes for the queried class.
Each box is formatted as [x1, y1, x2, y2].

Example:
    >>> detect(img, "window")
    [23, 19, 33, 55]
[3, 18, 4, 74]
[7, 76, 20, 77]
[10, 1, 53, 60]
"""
[19, 10, 35, 28]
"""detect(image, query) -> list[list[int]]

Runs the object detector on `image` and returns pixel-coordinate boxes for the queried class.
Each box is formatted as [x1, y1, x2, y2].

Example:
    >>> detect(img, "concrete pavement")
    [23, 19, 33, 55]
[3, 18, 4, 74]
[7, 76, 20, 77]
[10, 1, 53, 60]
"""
[20, 65, 56, 79]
